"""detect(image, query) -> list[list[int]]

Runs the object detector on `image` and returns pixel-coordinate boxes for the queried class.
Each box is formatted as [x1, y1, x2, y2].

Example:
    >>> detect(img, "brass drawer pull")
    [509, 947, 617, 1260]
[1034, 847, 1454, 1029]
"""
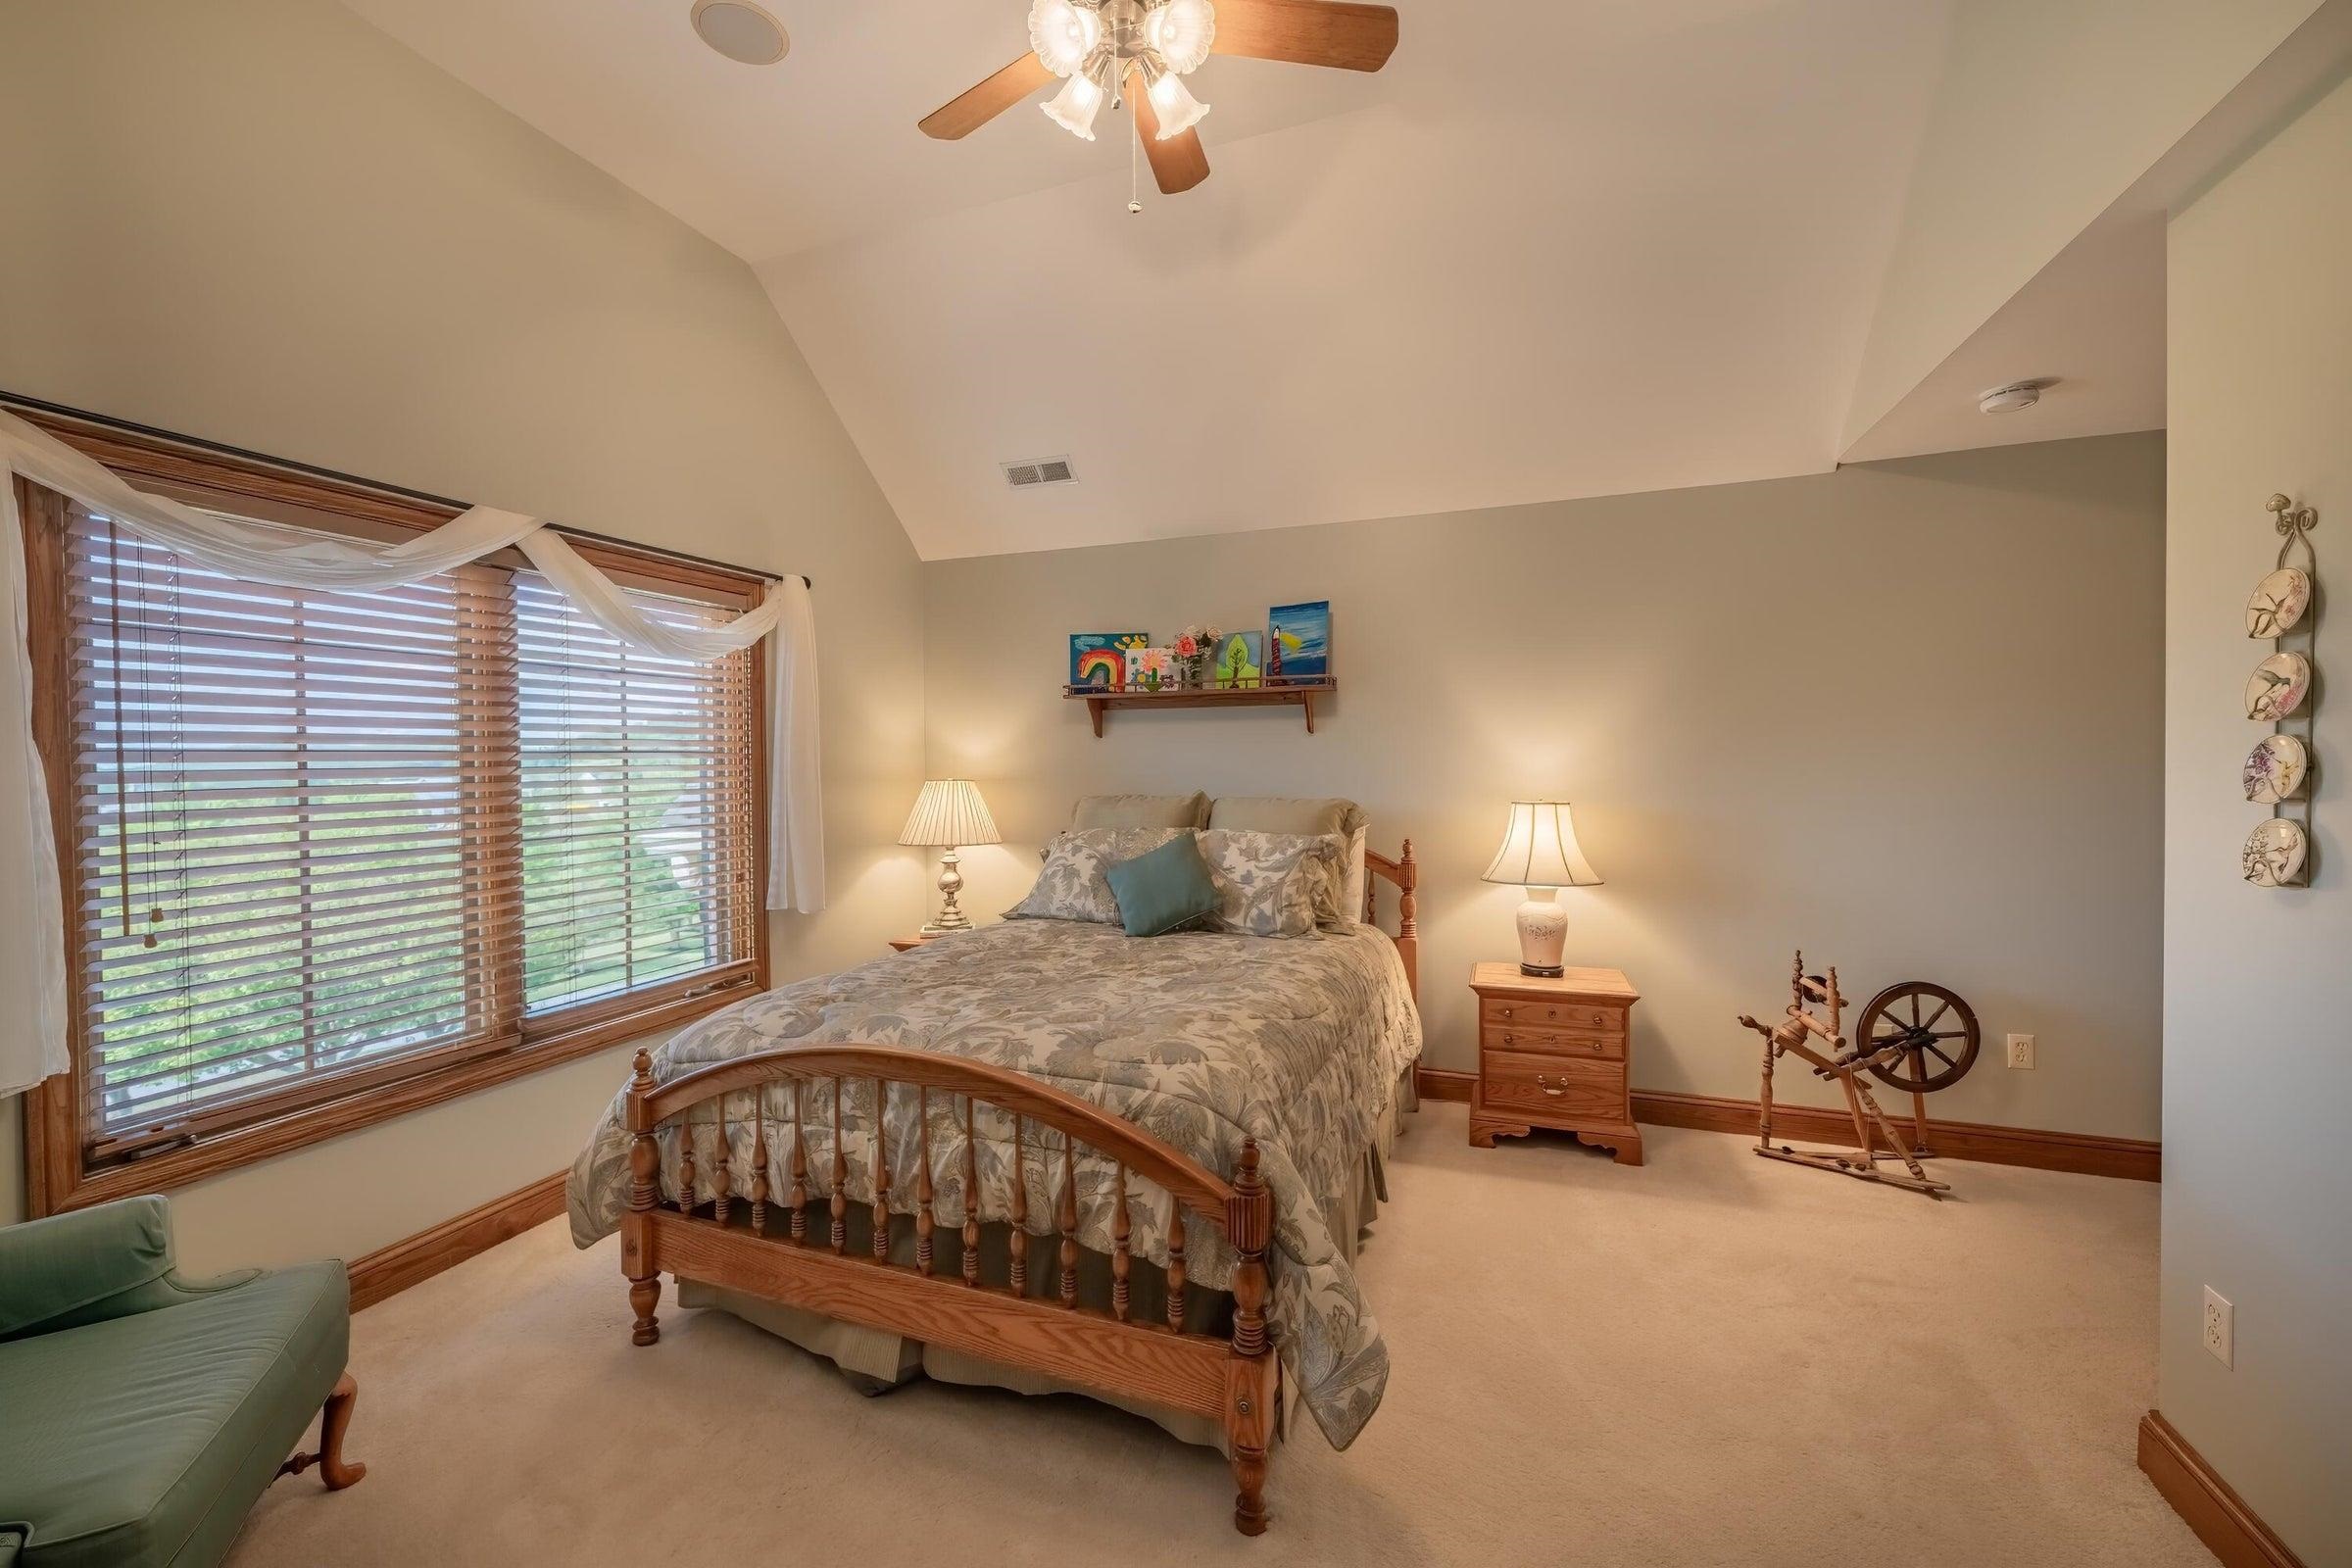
[1536, 1075, 1569, 1097]
[1499, 1006, 1514, 1020]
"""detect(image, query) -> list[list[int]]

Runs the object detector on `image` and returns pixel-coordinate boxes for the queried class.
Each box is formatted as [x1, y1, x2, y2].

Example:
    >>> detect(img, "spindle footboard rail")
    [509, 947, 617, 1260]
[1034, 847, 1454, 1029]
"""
[621, 1043, 1280, 1536]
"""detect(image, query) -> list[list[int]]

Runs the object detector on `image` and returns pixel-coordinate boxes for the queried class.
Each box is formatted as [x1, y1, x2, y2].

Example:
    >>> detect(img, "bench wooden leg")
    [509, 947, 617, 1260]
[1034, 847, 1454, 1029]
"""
[278, 1371, 368, 1490]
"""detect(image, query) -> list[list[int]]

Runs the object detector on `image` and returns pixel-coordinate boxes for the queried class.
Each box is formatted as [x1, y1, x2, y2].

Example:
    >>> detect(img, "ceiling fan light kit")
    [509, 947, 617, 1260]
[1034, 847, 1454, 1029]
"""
[927, 0, 1399, 200]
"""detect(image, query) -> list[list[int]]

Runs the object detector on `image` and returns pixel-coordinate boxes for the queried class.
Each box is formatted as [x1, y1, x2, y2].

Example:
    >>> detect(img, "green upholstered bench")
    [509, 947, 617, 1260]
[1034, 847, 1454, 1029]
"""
[0, 1196, 365, 1567]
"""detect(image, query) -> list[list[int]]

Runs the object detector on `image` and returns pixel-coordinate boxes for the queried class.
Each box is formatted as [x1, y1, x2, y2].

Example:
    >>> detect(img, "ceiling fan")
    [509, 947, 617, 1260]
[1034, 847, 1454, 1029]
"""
[919, 0, 1399, 196]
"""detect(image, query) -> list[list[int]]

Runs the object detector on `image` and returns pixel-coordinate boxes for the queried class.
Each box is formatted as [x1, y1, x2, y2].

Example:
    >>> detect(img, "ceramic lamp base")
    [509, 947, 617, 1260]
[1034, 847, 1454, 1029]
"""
[1516, 888, 1567, 977]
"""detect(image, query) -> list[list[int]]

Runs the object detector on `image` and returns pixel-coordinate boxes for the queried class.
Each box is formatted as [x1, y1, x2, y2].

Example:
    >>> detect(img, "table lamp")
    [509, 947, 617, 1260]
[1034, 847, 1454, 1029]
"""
[1481, 801, 1602, 977]
[900, 779, 1001, 935]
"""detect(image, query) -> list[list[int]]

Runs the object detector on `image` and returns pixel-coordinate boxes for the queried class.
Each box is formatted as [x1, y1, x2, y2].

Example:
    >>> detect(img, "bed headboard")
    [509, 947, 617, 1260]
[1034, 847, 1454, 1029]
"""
[1363, 840, 1419, 1004]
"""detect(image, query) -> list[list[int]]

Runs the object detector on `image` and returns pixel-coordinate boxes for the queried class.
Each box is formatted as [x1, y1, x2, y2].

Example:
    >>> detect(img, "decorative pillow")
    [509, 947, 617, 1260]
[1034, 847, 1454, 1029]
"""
[1103, 833, 1221, 937]
[1207, 797, 1367, 926]
[1006, 826, 1184, 924]
[1197, 829, 1347, 938]
[1069, 792, 1210, 831]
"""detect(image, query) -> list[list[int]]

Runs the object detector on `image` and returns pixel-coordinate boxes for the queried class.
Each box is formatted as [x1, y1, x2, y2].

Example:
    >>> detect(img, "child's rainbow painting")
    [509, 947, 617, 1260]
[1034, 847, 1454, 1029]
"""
[1068, 632, 1144, 690]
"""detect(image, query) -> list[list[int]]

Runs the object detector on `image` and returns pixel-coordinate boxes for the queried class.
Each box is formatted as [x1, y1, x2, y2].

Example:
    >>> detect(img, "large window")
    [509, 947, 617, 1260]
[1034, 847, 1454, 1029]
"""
[18, 428, 766, 1210]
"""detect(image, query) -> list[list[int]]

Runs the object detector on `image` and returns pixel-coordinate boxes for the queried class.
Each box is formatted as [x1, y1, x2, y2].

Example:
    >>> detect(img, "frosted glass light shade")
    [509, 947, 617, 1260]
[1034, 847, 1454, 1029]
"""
[1147, 70, 1210, 138]
[1481, 801, 1602, 890]
[899, 779, 1002, 849]
[1146, 0, 1216, 74]
[1041, 68, 1106, 139]
[1029, 0, 1102, 76]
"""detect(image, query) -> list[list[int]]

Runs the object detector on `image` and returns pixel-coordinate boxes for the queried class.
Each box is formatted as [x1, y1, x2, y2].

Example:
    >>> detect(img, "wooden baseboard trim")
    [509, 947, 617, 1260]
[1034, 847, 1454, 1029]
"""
[1415, 1070, 2157, 1181]
[2137, 1410, 2306, 1568]
[1417, 1067, 1474, 1102]
[347, 1171, 568, 1311]
[1629, 1090, 2158, 1181]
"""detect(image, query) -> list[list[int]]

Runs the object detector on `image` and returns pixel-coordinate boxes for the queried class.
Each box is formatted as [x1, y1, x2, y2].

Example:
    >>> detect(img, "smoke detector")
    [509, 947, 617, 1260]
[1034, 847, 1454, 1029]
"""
[691, 0, 789, 65]
[1001, 456, 1077, 489]
[1979, 378, 2054, 415]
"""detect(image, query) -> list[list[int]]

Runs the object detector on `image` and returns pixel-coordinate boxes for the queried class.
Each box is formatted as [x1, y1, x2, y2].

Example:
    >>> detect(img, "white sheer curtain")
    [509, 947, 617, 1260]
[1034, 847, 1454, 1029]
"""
[0, 408, 824, 1095]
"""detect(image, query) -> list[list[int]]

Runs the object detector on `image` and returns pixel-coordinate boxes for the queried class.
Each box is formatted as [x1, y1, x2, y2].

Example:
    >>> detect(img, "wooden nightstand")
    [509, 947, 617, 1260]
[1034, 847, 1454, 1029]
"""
[1468, 962, 1642, 1165]
[888, 935, 934, 953]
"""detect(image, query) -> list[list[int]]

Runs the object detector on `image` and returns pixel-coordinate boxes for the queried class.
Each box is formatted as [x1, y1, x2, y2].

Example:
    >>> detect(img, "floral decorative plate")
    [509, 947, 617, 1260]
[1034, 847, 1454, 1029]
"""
[2242, 734, 2310, 804]
[2245, 651, 2312, 721]
[2242, 817, 2308, 888]
[2245, 567, 2313, 638]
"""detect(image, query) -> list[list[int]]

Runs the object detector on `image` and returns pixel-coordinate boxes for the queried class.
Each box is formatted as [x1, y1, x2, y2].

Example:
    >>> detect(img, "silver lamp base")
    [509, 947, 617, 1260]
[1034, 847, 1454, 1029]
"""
[922, 846, 972, 935]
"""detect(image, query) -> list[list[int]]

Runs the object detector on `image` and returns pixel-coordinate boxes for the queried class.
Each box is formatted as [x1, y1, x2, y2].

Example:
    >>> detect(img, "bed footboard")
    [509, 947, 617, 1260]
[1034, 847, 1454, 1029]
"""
[621, 1044, 1279, 1536]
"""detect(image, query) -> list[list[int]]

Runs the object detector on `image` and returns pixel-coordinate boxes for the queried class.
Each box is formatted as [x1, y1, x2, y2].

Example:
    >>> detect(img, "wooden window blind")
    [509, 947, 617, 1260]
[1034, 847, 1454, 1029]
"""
[25, 461, 767, 1198]
[514, 571, 760, 1016]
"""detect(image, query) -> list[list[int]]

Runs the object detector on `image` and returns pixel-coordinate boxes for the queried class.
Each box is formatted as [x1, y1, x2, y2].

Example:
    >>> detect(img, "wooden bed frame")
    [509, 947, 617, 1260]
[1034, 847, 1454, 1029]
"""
[621, 842, 1418, 1537]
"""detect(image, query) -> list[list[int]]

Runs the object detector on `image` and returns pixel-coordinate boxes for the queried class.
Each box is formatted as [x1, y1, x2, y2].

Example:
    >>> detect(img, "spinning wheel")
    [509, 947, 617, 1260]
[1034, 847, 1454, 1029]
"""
[1855, 982, 1980, 1094]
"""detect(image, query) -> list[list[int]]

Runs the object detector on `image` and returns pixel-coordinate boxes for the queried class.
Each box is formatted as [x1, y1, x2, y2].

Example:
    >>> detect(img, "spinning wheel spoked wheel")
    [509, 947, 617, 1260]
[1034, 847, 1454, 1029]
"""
[1853, 981, 1978, 1157]
[1856, 982, 1980, 1092]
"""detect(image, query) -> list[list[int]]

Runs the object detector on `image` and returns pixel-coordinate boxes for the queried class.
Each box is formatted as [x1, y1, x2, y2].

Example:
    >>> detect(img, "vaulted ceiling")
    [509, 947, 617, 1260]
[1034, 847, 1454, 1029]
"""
[344, 0, 1965, 558]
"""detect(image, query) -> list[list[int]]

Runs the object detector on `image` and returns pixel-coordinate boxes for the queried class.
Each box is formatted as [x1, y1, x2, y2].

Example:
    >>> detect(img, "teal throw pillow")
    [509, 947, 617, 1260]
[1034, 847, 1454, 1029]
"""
[1103, 831, 1220, 938]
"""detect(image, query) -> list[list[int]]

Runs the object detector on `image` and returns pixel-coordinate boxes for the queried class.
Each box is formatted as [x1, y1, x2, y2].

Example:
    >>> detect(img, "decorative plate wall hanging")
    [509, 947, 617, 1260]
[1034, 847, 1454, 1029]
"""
[2245, 650, 2313, 722]
[2242, 492, 2318, 888]
[2242, 734, 2310, 804]
[2245, 566, 2312, 637]
[2242, 817, 2309, 888]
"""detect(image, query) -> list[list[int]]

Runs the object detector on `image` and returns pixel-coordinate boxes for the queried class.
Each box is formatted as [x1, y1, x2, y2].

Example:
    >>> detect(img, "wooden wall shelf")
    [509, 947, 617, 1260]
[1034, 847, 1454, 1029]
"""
[1064, 679, 1335, 736]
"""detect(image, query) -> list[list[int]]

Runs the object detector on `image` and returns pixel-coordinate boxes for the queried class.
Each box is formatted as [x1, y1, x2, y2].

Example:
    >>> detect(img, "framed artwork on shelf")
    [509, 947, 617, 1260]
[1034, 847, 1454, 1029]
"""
[1215, 630, 1263, 688]
[1267, 600, 1331, 681]
[1068, 632, 1144, 689]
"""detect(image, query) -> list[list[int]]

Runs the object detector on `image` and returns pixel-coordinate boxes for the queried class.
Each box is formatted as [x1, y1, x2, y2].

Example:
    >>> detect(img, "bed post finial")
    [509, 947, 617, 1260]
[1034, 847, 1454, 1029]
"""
[1225, 1137, 1275, 1535]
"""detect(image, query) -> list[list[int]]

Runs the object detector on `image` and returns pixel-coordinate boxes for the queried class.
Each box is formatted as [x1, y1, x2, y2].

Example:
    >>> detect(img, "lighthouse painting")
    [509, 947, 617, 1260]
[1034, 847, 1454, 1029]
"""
[1266, 601, 1331, 681]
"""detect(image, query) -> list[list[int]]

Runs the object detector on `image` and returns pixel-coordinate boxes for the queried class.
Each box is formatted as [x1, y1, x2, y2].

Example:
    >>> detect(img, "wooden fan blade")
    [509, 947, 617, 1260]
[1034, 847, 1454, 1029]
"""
[1132, 74, 1211, 193]
[1209, 0, 1398, 72]
[919, 53, 1055, 139]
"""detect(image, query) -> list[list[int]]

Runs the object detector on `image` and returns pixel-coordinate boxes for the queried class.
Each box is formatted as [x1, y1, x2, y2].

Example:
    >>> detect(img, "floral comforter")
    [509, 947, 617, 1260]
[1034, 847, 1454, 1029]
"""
[566, 917, 1422, 1448]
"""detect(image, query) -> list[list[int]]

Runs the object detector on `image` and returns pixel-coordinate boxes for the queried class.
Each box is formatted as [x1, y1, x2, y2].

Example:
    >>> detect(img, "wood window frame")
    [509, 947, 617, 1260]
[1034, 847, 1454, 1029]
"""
[16, 413, 773, 1216]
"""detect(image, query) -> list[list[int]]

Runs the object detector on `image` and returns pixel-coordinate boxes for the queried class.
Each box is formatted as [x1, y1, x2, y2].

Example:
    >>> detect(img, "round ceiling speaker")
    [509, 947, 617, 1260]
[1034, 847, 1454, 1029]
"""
[1978, 379, 2051, 415]
[692, 0, 790, 65]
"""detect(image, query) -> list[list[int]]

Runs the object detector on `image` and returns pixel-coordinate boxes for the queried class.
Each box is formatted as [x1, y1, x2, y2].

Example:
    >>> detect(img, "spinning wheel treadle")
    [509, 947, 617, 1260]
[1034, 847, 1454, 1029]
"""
[1855, 981, 1979, 1093]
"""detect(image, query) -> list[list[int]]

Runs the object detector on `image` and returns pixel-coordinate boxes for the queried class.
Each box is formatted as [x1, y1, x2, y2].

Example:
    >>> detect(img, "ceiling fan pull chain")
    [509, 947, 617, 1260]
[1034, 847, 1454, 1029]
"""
[1128, 94, 1143, 214]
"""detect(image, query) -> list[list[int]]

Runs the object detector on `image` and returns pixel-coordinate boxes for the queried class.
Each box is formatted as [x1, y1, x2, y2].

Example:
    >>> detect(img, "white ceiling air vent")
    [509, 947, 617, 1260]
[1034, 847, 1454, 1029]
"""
[1001, 456, 1077, 489]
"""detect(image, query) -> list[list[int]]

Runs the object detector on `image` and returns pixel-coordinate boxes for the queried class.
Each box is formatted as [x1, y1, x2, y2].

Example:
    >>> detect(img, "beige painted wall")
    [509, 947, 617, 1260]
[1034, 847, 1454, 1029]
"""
[0, 0, 927, 1271]
[924, 435, 2166, 1139]
[1842, 0, 2320, 450]
[2161, 69, 2352, 1567]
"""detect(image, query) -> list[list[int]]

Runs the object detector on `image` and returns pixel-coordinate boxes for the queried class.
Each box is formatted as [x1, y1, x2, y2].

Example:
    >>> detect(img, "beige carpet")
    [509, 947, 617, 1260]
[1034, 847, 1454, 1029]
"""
[229, 1107, 2212, 1567]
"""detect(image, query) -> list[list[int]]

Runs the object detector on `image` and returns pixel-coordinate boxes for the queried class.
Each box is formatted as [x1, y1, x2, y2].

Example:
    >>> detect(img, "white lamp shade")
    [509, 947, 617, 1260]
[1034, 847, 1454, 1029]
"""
[1041, 68, 1106, 139]
[1481, 801, 1601, 889]
[1147, 70, 1210, 138]
[1028, 0, 1102, 76]
[899, 780, 1002, 849]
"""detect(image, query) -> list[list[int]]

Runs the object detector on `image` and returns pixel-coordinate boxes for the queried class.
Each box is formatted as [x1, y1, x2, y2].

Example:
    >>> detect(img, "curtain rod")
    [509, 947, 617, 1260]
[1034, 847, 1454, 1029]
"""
[0, 389, 808, 590]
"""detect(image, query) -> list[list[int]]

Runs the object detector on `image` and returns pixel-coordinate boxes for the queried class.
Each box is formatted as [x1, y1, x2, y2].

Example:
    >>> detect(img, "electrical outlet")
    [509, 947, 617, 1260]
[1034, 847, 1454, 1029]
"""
[2203, 1287, 2233, 1367]
[2006, 1033, 2035, 1069]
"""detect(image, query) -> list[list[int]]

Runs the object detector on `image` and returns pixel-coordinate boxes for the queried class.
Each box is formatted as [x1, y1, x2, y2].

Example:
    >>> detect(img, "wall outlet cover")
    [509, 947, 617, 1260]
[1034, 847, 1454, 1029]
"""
[2006, 1033, 2035, 1068]
[2202, 1287, 2233, 1368]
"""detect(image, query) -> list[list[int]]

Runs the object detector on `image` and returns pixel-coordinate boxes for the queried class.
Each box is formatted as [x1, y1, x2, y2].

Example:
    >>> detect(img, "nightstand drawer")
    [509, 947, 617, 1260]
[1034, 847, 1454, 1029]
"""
[1481, 1023, 1624, 1060]
[1481, 1050, 1628, 1125]
[1480, 997, 1624, 1035]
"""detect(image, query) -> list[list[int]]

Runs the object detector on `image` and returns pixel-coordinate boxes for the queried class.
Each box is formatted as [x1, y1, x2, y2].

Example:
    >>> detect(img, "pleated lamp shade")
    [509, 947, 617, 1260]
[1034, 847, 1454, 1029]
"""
[1480, 802, 1602, 889]
[899, 779, 1002, 849]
